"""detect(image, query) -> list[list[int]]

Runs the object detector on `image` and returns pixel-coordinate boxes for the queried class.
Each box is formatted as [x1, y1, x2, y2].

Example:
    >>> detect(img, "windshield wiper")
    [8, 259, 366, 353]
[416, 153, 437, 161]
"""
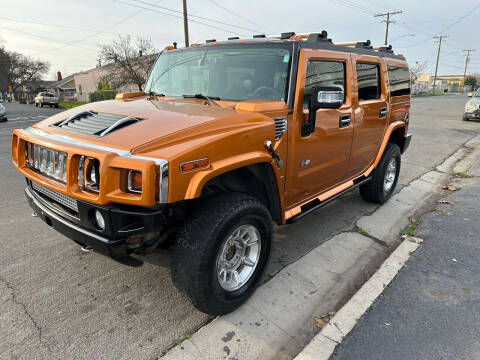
[148, 91, 165, 99]
[183, 94, 220, 107]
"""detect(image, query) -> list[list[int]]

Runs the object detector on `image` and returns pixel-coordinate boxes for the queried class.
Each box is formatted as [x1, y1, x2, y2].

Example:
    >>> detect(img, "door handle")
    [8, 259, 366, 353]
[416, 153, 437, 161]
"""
[339, 114, 351, 128]
[379, 107, 388, 118]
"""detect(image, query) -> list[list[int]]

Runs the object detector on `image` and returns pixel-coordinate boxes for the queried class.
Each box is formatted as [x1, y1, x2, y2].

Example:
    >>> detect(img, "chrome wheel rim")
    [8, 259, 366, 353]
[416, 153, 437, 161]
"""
[216, 224, 261, 292]
[384, 158, 397, 193]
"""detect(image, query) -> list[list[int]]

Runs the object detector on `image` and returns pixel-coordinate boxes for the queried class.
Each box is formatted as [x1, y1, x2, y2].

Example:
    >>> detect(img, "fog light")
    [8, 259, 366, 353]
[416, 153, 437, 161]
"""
[94, 210, 105, 230]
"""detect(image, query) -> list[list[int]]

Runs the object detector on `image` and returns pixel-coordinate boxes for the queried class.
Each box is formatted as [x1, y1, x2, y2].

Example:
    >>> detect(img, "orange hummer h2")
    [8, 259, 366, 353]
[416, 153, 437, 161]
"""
[12, 31, 411, 315]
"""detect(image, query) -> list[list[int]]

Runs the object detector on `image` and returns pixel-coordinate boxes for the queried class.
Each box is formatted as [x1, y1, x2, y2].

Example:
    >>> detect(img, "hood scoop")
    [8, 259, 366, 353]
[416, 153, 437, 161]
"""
[54, 111, 144, 136]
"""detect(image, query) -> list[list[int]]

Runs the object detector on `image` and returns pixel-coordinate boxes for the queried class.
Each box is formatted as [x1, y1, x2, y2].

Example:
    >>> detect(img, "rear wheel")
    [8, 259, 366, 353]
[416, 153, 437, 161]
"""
[360, 142, 401, 204]
[171, 193, 272, 315]
[40, 103, 43, 108]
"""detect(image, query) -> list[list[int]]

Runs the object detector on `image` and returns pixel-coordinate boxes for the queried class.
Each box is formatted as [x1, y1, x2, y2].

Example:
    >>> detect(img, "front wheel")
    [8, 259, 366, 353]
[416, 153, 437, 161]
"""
[360, 142, 401, 204]
[171, 193, 272, 315]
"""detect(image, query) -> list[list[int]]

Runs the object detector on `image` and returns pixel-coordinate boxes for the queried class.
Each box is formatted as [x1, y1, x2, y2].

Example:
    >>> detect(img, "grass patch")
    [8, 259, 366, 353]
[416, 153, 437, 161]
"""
[359, 230, 370, 237]
[456, 171, 472, 178]
[401, 222, 419, 237]
[59, 101, 86, 109]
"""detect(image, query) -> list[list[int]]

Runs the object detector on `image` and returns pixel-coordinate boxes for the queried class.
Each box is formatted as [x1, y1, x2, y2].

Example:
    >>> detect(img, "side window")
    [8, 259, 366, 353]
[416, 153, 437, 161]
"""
[356, 63, 380, 101]
[304, 60, 345, 108]
[387, 66, 410, 96]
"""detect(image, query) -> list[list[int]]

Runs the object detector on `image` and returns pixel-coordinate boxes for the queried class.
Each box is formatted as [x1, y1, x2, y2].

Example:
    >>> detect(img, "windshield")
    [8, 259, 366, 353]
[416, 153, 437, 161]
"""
[475, 89, 480, 97]
[145, 45, 292, 102]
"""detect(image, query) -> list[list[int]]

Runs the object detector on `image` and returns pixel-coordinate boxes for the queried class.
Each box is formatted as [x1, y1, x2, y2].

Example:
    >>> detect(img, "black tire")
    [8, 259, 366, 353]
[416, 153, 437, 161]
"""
[35, 102, 38, 107]
[360, 142, 401, 204]
[55, 104, 59, 108]
[40, 103, 43, 108]
[171, 193, 272, 315]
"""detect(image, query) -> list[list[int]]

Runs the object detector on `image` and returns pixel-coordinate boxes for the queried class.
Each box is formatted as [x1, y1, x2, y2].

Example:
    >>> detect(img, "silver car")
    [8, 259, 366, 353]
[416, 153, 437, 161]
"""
[464, 89, 480, 121]
[0, 103, 6, 122]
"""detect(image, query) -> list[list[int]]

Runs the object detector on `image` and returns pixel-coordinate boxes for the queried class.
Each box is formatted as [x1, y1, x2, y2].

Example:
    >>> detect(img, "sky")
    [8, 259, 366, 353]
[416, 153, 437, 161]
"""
[1, 0, 479, 80]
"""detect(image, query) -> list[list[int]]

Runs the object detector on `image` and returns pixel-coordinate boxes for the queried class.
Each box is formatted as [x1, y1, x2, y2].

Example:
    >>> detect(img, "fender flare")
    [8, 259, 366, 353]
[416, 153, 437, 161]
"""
[364, 121, 407, 178]
[184, 151, 276, 199]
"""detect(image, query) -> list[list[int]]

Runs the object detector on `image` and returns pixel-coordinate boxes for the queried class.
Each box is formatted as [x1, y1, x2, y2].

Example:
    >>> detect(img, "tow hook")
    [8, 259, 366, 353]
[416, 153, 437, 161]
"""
[265, 140, 283, 168]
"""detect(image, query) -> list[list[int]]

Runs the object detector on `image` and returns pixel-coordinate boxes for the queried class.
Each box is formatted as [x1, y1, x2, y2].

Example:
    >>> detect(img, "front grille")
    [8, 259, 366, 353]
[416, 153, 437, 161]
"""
[55, 111, 143, 136]
[31, 181, 78, 213]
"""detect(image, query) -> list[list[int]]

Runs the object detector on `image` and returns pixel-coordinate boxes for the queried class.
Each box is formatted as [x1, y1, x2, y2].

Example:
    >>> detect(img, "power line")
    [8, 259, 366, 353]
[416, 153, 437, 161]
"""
[439, 3, 480, 34]
[125, 0, 261, 33]
[31, 0, 163, 57]
[374, 10, 402, 45]
[115, 0, 246, 36]
[206, 0, 270, 33]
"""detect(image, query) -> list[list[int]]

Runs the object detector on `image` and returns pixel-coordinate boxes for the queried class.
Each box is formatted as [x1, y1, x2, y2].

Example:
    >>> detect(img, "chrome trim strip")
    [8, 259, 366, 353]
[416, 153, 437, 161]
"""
[99, 116, 139, 137]
[25, 127, 169, 203]
[57, 111, 97, 127]
[26, 187, 112, 244]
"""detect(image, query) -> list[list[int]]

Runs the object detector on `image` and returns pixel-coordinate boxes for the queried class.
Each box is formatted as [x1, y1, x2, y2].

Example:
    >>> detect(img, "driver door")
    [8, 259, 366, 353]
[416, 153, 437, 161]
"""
[285, 49, 354, 208]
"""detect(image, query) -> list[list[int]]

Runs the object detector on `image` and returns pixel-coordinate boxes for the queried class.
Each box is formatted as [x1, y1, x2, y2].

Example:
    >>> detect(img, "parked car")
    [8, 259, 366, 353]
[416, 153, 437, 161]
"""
[12, 32, 411, 315]
[34, 92, 59, 108]
[463, 88, 480, 121]
[0, 103, 6, 122]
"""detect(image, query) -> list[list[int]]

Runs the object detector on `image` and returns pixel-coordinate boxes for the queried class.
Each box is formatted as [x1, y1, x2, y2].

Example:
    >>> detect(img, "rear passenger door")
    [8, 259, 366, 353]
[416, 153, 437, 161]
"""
[347, 55, 388, 177]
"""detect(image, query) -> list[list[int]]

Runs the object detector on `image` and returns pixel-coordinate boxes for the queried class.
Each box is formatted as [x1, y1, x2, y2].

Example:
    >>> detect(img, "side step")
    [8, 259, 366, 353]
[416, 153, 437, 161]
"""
[286, 177, 371, 223]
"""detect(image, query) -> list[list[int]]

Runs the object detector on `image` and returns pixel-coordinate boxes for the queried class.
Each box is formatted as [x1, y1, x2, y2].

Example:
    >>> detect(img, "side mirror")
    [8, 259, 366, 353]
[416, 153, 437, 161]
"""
[302, 85, 344, 137]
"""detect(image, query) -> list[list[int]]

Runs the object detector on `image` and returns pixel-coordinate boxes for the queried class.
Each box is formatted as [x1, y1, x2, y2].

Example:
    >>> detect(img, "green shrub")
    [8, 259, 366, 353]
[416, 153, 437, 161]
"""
[89, 90, 116, 103]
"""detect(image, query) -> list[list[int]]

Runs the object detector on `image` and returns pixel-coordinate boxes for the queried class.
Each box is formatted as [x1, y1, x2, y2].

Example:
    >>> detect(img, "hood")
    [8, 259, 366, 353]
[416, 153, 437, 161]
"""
[34, 97, 286, 153]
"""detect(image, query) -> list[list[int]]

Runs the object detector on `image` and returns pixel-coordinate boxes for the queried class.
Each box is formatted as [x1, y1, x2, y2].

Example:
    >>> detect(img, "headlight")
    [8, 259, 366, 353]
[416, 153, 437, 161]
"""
[25, 142, 67, 183]
[78, 156, 100, 193]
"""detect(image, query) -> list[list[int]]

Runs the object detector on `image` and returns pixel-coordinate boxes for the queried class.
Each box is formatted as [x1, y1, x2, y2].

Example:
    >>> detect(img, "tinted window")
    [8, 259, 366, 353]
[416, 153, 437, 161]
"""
[304, 60, 345, 108]
[356, 63, 380, 101]
[388, 66, 410, 96]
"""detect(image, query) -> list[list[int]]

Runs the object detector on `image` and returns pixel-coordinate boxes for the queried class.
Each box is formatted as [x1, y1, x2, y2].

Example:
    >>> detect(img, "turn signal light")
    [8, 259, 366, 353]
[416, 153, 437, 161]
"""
[128, 170, 142, 193]
[179, 158, 210, 173]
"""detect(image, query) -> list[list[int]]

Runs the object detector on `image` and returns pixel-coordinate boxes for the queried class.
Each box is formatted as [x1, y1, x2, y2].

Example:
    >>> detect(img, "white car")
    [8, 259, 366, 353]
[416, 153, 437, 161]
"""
[0, 103, 6, 122]
[464, 89, 480, 121]
[34, 92, 59, 108]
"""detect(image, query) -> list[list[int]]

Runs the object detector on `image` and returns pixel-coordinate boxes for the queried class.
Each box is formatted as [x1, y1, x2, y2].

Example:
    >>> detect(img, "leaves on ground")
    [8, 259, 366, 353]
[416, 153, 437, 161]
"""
[442, 185, 457, 191]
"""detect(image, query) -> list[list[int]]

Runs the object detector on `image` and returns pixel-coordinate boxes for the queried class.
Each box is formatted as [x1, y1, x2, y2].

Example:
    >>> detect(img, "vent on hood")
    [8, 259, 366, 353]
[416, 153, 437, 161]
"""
[55, 111, 143, 136]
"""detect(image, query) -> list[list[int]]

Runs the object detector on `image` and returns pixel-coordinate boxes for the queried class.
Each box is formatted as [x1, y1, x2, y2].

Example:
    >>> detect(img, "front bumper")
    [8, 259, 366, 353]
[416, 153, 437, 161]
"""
[464, 110, 480, 119]
[25, 180, 167, 266]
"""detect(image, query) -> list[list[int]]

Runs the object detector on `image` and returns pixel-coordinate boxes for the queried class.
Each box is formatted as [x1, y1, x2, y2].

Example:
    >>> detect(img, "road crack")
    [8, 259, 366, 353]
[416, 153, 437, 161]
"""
[0, 276, 52, 353]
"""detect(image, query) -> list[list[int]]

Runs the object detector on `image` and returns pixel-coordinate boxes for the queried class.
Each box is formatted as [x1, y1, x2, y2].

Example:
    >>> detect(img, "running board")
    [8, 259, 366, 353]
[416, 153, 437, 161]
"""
[286, 177, 371, 224]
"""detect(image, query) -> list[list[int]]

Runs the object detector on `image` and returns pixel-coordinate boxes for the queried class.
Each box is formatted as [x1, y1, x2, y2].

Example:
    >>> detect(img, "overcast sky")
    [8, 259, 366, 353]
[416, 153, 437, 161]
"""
[1, 0, 479, 80]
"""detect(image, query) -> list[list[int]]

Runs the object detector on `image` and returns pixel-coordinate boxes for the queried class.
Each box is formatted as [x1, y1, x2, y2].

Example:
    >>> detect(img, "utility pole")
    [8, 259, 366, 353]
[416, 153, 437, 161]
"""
[462, 49, 476, 92]
[182, 0, 189, 47]
[432, 35, 448, 94]
[375, 10, 402, 45]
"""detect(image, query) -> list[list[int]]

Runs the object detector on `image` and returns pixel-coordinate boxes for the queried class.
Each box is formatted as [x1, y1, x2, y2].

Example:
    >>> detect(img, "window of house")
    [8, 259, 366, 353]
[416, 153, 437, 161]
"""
[304, 60, 345, 108]
[356, 63, 380, 101]
[387, 66, 410, 96]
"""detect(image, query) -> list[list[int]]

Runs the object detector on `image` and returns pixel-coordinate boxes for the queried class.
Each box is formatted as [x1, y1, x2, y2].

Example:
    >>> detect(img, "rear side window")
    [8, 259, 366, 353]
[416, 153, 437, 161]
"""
[356, 63, 380, 101]
[388, 66, 410, 96]
[304, 60, 345, 108]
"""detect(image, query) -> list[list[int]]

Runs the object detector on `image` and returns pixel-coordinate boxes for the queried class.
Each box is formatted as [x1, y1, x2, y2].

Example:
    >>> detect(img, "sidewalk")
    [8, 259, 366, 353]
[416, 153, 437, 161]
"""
[329, 163, 480, 359]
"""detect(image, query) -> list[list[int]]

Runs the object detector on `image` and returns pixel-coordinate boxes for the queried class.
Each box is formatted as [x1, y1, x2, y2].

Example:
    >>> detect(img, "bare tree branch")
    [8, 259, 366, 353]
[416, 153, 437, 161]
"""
[98, 35, 157, 91]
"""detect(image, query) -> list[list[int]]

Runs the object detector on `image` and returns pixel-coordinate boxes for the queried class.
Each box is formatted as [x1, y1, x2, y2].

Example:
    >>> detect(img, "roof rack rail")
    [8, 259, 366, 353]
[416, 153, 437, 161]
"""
[307, 31, 331, 42]
[253, 34, 266, 38]
[228, 36, 239, 40]
[355, 40, 372, 49]
[281, 32, 295, 39]
[205, 39, 216, 43]
[376, 45, 394, 53]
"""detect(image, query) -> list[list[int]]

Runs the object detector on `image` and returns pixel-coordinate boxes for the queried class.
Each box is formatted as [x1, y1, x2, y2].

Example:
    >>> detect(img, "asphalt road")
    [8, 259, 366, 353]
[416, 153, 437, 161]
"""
[1, 96, 479, 360]
[333, 176, 480, 360]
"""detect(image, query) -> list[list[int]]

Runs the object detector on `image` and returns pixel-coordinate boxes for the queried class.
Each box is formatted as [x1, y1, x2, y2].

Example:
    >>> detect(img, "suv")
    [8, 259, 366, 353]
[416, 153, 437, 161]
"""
[34, 92, 59, 108]
[12, 32, 411, 315]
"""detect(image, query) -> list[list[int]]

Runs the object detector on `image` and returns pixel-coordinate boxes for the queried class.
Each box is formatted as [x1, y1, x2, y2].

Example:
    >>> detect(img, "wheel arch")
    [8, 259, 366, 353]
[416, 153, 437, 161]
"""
[193, 162, 282, 224]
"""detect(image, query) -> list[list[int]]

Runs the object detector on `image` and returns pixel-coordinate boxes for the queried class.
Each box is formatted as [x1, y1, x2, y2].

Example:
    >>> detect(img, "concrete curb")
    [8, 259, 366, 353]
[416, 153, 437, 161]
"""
[293, 237, 423, 360]
[161, 136, 480, 360]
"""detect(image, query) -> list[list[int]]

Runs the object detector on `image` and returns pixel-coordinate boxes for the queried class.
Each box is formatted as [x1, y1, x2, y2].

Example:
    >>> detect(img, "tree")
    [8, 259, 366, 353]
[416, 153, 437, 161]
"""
[98, 35, 157, 91]
[464, 75, 477, 88]
[6, 51, 49, 93]
[409, 61, 428, 86]
[0, 46, 9, 93]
